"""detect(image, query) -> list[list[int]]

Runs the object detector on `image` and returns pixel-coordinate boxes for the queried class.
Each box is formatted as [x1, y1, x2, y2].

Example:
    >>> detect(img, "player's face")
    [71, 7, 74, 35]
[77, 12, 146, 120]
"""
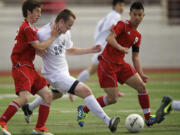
[58, 16, 75, 33]
[115, 3, 125, 14]
[129, 9, 144, 28]
[28, 7, 41, 24]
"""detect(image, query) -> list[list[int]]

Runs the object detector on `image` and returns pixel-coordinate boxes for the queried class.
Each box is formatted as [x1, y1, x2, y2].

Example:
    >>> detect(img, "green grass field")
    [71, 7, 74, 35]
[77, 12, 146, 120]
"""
[0, 73, 180, 135]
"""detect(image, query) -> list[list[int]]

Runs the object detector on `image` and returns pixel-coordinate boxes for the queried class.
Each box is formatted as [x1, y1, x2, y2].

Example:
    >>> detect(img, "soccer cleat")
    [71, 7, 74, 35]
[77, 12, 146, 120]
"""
[22, 104, 33, 123]
[32, 126, 53, 135]
[145, 115, 157, 127]
[77, 105, 87, 127]
[0, 121, 11, 135]
[108, 117, 120, 133]
[156, 96, 172, 123]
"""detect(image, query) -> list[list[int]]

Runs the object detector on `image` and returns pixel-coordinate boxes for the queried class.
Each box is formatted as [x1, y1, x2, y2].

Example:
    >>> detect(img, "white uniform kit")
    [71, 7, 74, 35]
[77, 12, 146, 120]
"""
[37, 23, 77, 94]
[92, 10, 121, 65]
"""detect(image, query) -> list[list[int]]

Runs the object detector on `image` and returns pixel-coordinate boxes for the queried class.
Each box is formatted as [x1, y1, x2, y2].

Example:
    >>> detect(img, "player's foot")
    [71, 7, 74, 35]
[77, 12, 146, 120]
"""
[77, 105, 87, 127]
[108, 116, 120, 133]
[145, 115, 157, 127]
[0, 121, 11, 135]
[118, 92, 124, 97]
[32, 126, 53, 135]
[156, 96, 172, 123]
[22, 104, 33, 123]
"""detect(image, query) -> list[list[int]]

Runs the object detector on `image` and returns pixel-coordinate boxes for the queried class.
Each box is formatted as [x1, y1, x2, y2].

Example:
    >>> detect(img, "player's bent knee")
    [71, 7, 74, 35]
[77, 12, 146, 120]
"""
[74, 83, 92, 98]
[108, 97, 118, 104]
[42, 90, 53, 104]
[137, 82, 146, 93]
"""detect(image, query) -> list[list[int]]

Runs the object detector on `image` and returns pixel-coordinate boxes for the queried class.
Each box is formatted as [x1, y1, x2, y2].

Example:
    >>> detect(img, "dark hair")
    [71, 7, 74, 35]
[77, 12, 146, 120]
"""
[130, 1, 144, 11]
[22, 0, 41, 18]
[55, 9, 76, 23]
[112, 0, 125, 6]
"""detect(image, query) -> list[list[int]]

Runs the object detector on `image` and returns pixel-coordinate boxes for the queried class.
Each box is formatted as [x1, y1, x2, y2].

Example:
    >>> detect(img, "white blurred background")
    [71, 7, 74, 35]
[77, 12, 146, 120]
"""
[0, 0, 180, 71]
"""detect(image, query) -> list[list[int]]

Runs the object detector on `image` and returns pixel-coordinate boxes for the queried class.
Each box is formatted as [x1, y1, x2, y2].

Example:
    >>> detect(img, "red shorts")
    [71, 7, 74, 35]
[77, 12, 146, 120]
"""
[12, 65, 49, 95]
[97, 58, 136, 88]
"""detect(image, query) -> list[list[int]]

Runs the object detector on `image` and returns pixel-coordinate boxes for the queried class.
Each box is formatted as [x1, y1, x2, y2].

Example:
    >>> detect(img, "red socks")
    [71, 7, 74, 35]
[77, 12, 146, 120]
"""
[138, 93, 150, 121]
[0, 101, 20, 123]
[36, 103, 50, 128]
[83, 96, 107, 113]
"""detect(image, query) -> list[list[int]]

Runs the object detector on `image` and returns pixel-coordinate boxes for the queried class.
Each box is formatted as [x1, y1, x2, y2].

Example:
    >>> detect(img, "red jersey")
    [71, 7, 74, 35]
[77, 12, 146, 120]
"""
[100, 20, 141, 64]
[11, 19, 38, 67]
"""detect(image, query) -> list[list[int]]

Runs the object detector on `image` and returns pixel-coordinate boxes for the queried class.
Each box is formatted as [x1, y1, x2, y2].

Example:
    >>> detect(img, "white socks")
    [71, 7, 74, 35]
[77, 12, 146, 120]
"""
[77, 70, 90, 82]
[172, 100, 180, 111]
[84, 95, 110, 126]
[29, 96, 43, 111]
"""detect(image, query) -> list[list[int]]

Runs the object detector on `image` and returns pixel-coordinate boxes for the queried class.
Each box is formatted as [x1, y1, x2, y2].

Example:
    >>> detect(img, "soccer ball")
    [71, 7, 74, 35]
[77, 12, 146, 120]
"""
[125, 114, 144, 133]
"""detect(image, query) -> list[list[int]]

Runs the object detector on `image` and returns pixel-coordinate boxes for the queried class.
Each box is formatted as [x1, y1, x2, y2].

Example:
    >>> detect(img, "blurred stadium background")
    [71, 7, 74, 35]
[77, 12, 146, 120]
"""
[0, 0, 180, 73]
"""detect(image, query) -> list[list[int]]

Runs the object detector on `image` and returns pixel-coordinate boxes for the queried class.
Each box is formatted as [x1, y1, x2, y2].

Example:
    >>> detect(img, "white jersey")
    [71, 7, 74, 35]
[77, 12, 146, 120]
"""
[36, 23, 73, 82]
[94, 10, 121, 47]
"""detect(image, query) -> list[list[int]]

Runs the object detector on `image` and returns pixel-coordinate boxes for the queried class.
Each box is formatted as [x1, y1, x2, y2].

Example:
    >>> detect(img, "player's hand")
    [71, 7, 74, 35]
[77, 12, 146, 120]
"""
[140, 74, 149, 83]
[91, 44, 102, 53]
[69, 94, 75, 102]
[36, 49, 47, 57]
[120, 47, 129, 54]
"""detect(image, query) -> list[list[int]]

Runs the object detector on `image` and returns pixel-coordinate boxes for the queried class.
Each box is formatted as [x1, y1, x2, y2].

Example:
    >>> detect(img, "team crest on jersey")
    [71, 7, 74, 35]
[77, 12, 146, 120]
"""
[133, 37, 139, 45]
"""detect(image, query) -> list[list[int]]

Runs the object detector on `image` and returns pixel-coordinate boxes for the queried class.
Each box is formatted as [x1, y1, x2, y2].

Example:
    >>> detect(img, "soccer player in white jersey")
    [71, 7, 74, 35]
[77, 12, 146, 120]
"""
[22, 9, 120, 133]
[77, 0, 125, 87]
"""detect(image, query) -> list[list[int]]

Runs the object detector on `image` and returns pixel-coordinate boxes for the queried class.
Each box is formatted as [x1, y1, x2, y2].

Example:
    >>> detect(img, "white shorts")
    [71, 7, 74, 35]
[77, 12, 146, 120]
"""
[44, 72, 78, 94]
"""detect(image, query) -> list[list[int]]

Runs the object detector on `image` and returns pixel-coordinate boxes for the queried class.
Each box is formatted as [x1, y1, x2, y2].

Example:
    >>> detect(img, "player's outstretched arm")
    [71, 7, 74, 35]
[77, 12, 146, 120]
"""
[66, 45, 101, 55]
[31, 24, 60, 51]
[132, 52, 149, 83]
[106, 32, 129, 54]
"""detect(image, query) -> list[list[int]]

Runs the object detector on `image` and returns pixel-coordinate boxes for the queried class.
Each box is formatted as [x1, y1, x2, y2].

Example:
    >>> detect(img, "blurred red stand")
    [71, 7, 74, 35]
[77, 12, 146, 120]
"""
[41, 0, 66, 13]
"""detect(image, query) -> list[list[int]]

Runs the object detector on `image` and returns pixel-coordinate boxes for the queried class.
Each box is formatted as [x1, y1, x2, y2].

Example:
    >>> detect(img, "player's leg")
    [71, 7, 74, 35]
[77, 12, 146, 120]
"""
[172, 100, 180, 110]
[74, 82, 119, 132]
[77, 63, 97, 82]
[0, 91, 30, 135]
[124, 73, 156, 126]
[32, 86, 53, 135]
[77, 53, 99, 82]
[156, 96, 173, 123]
[22, 88, 63, 123]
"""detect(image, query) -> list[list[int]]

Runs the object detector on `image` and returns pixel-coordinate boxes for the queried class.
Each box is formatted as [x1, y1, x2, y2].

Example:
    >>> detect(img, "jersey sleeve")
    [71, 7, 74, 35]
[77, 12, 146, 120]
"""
[132, 34, 141, 52]
[65, 31, 73, 49]
[112, 21, 125, 36]
[24, 26, 38, 43]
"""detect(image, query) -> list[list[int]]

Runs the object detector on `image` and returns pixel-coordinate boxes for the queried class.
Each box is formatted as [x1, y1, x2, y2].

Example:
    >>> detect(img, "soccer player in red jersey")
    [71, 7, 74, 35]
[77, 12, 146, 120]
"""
[78, 1, 160, 127]
[0, 0, 60, 135]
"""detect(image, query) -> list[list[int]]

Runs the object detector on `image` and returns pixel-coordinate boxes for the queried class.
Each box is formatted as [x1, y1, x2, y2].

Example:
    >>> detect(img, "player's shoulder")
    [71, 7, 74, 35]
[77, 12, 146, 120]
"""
[38, 23, 51, 34]
[116, 19, 129, 26]
[108, 10, 121, 19]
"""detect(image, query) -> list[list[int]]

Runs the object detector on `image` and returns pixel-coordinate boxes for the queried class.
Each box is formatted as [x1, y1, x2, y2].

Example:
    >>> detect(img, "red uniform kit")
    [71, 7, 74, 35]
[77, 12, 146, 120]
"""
[11, 19, 48, 95]
[98, 20, 141, 88]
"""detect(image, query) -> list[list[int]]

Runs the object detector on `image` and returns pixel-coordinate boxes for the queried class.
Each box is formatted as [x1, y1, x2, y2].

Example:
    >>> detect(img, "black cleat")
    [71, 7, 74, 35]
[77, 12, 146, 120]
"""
[156, 96, 172, 123]
[22, 104, 33, 123]
[108, 117, 120, 133]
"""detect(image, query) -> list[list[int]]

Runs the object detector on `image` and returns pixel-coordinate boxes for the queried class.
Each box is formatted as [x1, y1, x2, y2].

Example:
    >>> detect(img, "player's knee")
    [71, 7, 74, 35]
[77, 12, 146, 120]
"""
[52, 92, 63, 100]
[137, 82, 146, 93]
[18, 91, 30, 105]
[108, 97, 118, 104]
[75, 83, 92, 98]
[43, 91, 53, 104]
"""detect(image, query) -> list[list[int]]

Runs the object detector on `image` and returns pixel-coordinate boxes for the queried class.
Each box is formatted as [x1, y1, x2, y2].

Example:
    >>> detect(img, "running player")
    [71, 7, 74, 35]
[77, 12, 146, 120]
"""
[0, 0, 61, 135]
[156, 96, 179, 123]
[22, 9, 120, 133]
[77, 1, 159, 127]
[77, 0, 125, 97]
